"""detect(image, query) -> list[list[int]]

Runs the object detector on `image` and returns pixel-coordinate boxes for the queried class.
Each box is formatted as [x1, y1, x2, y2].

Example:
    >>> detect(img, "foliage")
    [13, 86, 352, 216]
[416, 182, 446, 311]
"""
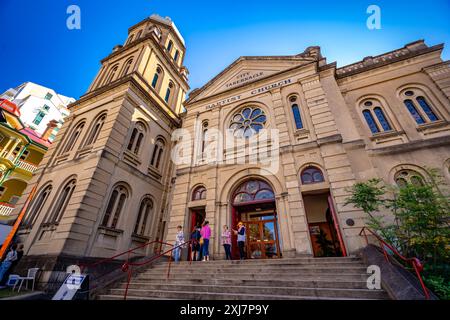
[345, 169, 450, 299]
[423, 274, 450, 300]
[315, 228, 336, 257]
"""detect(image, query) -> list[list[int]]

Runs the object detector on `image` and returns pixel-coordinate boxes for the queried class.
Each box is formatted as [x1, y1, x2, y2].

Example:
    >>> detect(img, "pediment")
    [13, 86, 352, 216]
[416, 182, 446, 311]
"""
[187, 47, 322, 104]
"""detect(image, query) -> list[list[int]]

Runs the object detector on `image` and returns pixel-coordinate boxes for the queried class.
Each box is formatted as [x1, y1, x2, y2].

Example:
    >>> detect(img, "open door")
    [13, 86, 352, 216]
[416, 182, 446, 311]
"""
[303, 192, 347, 257]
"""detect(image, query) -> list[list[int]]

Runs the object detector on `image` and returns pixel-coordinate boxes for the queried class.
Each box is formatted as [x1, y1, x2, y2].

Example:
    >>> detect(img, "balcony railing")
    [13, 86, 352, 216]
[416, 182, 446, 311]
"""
[15, 160, 38, 173]
[0, 202, 15, 216]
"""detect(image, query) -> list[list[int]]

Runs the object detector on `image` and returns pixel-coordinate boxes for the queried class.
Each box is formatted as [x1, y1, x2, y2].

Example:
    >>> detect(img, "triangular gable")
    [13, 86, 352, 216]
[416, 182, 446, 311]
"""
[187, 46, 322, 104]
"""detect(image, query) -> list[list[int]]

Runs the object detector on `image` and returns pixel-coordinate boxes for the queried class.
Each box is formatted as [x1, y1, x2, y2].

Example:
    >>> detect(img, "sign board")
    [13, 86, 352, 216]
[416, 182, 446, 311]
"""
[52, 274, 88, 300]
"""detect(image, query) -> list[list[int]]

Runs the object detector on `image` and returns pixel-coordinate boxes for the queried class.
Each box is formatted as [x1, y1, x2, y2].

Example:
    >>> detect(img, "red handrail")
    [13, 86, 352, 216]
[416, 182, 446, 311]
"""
[78, 240, 174, 294]
[359, 227, 430, 299]
[80, 240, 173, 272]
[121, 240, 193, 300]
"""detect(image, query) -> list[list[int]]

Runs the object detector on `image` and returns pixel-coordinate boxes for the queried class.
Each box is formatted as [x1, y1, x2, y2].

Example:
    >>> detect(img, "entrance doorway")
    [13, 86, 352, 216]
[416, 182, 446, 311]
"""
[303, 192, 347, 257]
[231, 179, 281, 259]
[189, 208, 205, 260]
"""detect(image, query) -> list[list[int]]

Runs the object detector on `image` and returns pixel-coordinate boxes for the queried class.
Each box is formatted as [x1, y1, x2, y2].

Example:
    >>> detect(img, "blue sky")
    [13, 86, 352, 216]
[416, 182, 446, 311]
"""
[0, 0, 449, 99]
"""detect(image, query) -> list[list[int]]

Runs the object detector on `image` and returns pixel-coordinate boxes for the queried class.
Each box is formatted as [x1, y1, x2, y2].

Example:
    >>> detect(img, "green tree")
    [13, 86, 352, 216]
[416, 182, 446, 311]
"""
[345, 170, 450, 299]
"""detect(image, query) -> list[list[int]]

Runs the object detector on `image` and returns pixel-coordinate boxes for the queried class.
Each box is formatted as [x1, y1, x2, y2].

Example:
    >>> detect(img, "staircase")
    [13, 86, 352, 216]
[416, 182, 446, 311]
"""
[98, 256, 390, 300]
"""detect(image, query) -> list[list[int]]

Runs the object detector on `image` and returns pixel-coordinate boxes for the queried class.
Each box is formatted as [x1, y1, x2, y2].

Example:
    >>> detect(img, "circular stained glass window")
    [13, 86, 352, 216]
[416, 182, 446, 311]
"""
[230, 107, 267, 138]
[394, 170, 425, 188]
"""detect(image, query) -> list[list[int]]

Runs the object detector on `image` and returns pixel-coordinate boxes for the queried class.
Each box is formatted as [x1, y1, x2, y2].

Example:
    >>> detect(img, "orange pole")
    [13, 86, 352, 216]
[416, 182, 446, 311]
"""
[0, 186, 37, 259]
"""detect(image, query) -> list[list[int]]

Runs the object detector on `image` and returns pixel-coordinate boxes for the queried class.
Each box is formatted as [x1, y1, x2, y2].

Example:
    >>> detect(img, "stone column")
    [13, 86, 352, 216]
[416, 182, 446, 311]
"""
[6, 139, 20, 161]
[0, 138, 13, 157]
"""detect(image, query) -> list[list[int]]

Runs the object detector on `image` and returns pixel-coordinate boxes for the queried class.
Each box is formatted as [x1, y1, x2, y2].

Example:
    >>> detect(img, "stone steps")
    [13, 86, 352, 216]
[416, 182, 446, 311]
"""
[97, 256, 390, 300]
[135, 273, 370, 282]
[113, 283, 386, 299]
[118, 278, 370, 289]
[156, 257, 362, 265]
[152, 261, 366, 269]
[99, 289, 386, 301]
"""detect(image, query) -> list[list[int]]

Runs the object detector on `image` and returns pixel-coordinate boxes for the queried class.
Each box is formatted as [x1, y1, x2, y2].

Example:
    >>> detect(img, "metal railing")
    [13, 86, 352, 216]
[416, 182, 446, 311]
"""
[359, 227, 430, 299]
[0, 202, 15, 216]
[15, 160, 38, 173]
[121, 240, 193, 300]
[79, 240, 175, 297]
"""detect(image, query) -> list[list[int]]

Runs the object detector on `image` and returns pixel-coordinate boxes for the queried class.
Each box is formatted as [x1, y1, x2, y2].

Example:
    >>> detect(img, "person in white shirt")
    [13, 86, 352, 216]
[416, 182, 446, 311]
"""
[0, 243, 18, 283]
[173, 226, 185, 263]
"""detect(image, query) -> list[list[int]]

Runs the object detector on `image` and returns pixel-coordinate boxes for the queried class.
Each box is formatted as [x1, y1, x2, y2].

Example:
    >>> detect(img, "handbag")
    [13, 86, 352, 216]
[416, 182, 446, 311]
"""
[199, 237, 204, 245]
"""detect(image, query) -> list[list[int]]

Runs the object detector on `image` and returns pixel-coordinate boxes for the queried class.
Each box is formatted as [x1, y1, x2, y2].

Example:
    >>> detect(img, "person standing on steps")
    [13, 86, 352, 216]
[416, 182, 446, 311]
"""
[200, 221, 211, 261]
[0, 243, 18, 284]
[221, 225, 232, 260]
[233, 222, 246, 260]
[173, 226, 185, 263]
[190, 223, 201, 262]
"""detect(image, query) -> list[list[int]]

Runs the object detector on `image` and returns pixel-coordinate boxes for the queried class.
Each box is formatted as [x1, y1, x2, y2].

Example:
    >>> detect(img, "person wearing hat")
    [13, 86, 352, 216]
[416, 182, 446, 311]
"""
[232, 222, 246, 260]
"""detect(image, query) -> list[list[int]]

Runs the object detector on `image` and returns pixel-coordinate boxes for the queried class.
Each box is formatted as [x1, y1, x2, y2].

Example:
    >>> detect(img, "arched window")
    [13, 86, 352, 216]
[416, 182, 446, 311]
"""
[395, 170, 425, 188]
[192, 186, 207, 201]
[62, 121, 86, 153]
[84, 114, 107, 147]
[135, 30, 142, 40]
[105, 65, 119, 84]
[363, 110, 380, 134]
[121, 59, 133, 76]
[150, 26, 161, 39]
[150, 138, 165, 169]
[101, 185, 128, 229]
[24, 184, 52, 227]
[165, 82, 174, 103]
[229, 106, 267, 138]
[127, 122, 146, 155]
[134, 197, 153, 236]
[232, 180, 275, 205]
[401, 89, 439, 124]
[174, 50, 180, 63]
[361, 100, 392, 134]
[167, 40, 173, 53]
[301, 167, 325, 184]
[126, 34, 134, 45]
[289, 96, 303, 130]
[151, 67, 162, 89]
[47, 179, 76, 224]
[201, 122, 208, 155]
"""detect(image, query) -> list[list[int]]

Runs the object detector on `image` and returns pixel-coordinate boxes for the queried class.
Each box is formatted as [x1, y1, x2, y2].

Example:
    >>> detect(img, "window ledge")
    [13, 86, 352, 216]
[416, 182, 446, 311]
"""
[147, 166, 162, 180]
[294, 128, 310, 136]
[131, 234, 151, 243]
[417, 120, 448, 132]
[55, 153, 70, 164]
[124, 150, 141, 166]
[370, 130, 405, 141]
[40, 222, 58, 231]
[76, 145, 94, 158]
[98, 226, 124, 237]
[188, 199, 207, 209]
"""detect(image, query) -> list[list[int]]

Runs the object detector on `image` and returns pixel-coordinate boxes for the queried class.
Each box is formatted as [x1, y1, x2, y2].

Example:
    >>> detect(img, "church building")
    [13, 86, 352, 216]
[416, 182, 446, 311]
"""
[11, 15, 450, 279]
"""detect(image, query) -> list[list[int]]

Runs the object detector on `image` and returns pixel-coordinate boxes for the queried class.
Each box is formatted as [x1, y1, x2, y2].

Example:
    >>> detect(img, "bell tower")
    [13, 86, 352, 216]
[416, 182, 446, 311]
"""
[12, 14, 189, 272]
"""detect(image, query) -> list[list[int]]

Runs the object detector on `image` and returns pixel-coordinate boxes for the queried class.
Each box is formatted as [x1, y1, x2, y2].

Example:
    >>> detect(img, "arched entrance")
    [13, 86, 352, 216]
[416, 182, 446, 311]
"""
[231, 179, 281, 259]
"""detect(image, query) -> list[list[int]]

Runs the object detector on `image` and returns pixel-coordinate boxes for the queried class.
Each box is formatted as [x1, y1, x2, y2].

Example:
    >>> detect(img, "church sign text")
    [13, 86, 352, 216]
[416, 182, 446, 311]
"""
[205, 77, 293, 110]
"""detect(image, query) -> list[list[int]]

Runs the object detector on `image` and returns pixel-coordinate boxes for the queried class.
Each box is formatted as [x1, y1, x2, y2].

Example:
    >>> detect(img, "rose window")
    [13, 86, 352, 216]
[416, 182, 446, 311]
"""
[229, 107, 267, 138]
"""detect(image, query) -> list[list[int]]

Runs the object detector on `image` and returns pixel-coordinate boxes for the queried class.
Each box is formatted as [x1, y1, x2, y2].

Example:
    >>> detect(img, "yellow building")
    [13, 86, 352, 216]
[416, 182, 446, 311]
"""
[0, 98, 51, 221]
